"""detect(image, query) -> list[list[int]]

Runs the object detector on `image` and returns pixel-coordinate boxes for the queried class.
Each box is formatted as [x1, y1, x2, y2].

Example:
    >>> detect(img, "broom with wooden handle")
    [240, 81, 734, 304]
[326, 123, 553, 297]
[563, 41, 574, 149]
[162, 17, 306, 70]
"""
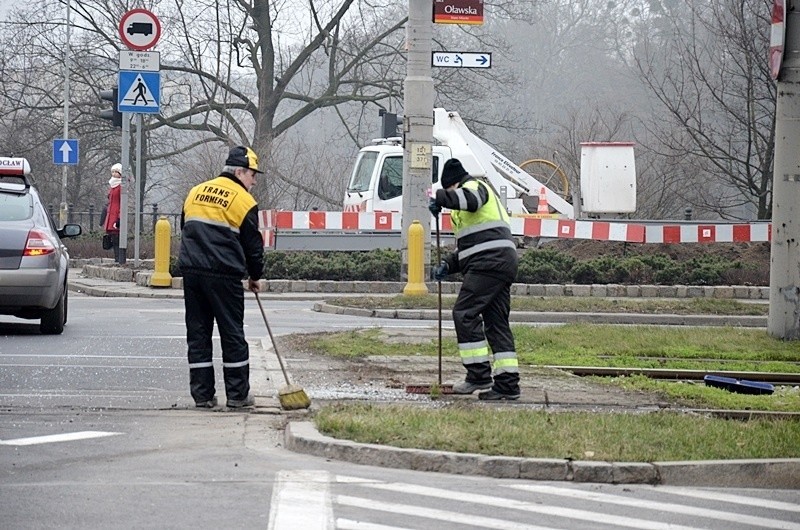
[254, 291, 311, 410]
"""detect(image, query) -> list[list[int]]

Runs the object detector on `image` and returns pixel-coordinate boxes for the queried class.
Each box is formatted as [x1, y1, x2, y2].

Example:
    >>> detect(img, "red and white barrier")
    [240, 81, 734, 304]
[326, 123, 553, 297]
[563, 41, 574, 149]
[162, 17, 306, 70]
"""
[257, 210, 771, 247]
[644, 223, 771, 243]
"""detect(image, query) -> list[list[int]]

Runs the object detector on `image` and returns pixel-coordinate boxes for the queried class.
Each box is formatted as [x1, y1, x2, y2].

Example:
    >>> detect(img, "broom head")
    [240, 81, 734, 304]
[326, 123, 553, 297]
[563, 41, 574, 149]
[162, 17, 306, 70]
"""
[278, 384, 311, 410]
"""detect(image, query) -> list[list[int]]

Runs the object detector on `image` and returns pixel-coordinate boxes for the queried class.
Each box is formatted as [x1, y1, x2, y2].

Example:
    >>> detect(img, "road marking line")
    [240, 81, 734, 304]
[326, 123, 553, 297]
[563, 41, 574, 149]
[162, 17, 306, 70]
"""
[268, 470, 333, 529]
[510, 484, 800, 530]
[0, 431, 122, 446]
[337, 495, 554, 530]
[336, 519, 412, 530]
[651, 486, 800, 513]
[341, 478, 700, 530]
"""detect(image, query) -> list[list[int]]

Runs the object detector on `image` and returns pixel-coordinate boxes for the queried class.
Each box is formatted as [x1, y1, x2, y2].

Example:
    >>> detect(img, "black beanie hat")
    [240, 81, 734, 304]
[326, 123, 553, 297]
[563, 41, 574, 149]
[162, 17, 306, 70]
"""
[441, 158, 468, 189]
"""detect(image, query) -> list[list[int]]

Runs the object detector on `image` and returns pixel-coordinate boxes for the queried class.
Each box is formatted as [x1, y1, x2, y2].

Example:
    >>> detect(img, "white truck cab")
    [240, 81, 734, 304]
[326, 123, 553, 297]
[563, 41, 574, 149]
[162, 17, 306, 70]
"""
[344, 138, 452, 212]
[343, 109, 576, 218]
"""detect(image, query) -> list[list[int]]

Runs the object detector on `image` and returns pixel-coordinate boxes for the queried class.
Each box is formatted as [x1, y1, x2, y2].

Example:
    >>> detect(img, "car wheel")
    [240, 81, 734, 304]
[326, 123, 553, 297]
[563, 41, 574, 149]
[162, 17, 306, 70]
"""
[40, 283, 66, 335]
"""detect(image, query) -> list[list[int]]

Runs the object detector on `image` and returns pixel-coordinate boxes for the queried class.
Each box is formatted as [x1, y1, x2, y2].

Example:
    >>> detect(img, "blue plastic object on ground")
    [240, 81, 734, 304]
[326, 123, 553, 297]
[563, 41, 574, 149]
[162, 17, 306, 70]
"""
[703, 375, 774, 395]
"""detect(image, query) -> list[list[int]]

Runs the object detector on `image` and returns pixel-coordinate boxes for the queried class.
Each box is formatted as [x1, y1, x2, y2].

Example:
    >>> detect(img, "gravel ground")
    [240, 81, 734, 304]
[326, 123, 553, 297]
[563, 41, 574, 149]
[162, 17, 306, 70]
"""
[280, 327, 671, 412]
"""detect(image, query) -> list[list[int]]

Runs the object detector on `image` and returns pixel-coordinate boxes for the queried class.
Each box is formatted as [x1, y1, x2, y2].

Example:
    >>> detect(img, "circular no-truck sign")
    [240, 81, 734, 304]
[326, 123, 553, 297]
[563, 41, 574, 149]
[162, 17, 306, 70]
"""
[119, 9, 161, 51]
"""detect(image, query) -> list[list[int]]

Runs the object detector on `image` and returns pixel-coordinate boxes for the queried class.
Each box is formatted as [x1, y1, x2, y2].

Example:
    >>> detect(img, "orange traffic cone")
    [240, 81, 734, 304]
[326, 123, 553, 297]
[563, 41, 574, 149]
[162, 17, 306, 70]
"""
[537, 187, 549, 214]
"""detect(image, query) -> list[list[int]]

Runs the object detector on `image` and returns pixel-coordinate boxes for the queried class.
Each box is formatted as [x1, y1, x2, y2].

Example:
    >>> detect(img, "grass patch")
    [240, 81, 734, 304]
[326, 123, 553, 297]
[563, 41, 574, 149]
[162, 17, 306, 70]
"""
[315, 403, 800, 461]
[306, 325, 800, 412]
[326, 295, 769, 315]
[309, 324, 800, 373]
[601, 375, 800, 412]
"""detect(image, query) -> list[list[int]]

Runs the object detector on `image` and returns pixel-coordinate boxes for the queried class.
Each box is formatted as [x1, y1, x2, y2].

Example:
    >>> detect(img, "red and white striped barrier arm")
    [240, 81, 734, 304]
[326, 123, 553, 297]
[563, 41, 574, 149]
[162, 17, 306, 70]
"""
[257, 210, 771, 246]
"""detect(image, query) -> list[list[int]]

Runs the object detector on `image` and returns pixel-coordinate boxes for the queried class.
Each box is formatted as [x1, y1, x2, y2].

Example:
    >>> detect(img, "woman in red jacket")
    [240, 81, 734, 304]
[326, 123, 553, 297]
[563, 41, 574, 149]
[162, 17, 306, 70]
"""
[103, 163, 122, 263]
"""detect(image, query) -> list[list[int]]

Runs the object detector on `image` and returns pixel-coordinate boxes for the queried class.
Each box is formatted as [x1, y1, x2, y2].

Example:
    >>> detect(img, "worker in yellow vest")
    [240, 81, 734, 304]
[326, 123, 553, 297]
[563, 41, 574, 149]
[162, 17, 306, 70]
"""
[429, 158, 520, 400]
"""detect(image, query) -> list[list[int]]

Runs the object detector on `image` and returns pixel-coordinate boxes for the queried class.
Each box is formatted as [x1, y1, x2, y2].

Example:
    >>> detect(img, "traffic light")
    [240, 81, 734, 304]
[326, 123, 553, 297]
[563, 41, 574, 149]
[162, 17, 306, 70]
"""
[379, 109, 402, 138]
[99, 87, 122, 127]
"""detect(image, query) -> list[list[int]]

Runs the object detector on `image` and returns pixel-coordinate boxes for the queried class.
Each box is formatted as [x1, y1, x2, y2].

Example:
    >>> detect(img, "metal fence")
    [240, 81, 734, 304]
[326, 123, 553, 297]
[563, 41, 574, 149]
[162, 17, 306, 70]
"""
[50, 204, 182, 235]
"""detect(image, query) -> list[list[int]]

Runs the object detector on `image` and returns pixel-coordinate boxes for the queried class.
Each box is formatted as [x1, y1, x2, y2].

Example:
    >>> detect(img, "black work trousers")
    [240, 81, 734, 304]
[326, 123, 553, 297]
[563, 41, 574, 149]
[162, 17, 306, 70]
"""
[452, 270, 519, 394]
[183, 273, 250, 403]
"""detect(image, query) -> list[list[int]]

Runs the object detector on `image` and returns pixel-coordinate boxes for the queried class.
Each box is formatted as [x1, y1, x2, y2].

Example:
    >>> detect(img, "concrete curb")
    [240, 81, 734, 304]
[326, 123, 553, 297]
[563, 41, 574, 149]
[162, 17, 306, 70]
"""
[285, 421, 800, 488]
[312, 303, 768, 327]
[74, 262, 771, 300]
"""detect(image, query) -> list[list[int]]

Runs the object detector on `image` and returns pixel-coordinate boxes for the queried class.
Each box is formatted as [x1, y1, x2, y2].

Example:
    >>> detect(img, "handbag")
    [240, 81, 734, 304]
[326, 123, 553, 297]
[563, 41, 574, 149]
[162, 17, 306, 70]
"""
[102, 234, 113, 250]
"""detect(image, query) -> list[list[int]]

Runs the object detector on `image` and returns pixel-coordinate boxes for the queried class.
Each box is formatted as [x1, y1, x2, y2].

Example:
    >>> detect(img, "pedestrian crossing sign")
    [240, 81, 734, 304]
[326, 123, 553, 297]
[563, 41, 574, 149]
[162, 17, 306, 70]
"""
[117, 70, 160, 113]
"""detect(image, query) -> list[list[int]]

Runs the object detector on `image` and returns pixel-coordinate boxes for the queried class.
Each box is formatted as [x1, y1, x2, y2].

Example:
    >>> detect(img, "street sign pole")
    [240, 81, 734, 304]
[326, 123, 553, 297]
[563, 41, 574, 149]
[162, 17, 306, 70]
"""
[117, 8, 160, 266]
[768, 3, 800, 340]
[119, 113, 130, 265]
[134, 113, 143, 268]
[59, 0, 72, 228]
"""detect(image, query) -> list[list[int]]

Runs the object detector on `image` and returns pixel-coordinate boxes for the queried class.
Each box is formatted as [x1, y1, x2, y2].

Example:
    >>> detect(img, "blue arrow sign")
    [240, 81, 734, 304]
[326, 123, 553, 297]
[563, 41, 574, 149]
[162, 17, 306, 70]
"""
[53, 139, 79, 165]
[118, 70, 160, 113]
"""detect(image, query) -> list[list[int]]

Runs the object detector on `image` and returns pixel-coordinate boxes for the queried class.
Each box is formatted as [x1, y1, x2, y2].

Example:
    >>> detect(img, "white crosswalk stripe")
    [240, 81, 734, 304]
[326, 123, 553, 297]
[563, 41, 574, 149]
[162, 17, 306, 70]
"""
[337, 478, 700, 530]
[267, 472, 798, 530]
[510, 484, 800, 530]
[268, 470, 334, 529]
[650, 486, 800, 513]
[336, 519, 413, 530]
[331, 474, 800, 530]
[336, 495, 555, 530]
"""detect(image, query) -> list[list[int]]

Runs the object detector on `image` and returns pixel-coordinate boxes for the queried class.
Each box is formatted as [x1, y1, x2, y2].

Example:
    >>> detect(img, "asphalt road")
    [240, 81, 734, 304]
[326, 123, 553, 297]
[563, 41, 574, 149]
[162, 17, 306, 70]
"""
[1, 295, 798, 529]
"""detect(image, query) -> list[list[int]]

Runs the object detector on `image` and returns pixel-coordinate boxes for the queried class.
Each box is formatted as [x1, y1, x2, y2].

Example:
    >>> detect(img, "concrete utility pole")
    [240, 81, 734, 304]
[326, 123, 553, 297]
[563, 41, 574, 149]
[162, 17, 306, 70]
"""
[401, 0, 435, 277]
[769, 4, 800, 340]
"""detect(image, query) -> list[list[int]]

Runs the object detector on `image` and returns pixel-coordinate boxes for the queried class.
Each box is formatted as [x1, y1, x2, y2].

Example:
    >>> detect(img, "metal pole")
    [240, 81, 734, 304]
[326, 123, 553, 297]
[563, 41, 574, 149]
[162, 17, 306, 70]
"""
[119, 113, 130, 265]
[59, 0, 71, 228]
[768, 6, 800, 340]
[401, 0, 435, 278]
[134, 113, 143, 267]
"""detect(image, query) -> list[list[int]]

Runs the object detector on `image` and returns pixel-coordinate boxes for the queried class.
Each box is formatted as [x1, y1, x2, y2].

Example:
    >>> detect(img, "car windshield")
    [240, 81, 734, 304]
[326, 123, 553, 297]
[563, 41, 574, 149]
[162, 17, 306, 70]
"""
[0, 193, 32, 221]
[347, 151, 378, 192]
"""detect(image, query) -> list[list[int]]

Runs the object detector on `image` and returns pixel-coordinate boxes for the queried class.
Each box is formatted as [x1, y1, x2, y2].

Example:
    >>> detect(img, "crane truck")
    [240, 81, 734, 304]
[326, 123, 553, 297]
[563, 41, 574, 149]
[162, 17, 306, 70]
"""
[343, 108, 575, 218]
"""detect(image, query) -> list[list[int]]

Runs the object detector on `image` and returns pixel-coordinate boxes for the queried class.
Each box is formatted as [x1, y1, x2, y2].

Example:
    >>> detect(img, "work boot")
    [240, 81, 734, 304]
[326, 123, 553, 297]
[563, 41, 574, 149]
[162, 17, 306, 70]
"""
[195, 397, 218, 408]
[226, 394, 255, 408]
[452, 380, 493, 394]
[478, 389, 521, 401]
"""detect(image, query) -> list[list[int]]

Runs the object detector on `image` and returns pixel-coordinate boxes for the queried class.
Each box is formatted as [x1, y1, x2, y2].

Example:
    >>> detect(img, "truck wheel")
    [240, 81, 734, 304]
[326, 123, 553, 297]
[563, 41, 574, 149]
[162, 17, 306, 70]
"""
[40, 284, 66, 335]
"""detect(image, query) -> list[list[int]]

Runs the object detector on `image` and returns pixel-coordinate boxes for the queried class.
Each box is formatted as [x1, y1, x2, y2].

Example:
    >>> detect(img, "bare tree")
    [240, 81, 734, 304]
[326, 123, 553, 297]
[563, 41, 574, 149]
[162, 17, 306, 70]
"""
[1, 0, 521, 212]
[631, 0, 774, 220]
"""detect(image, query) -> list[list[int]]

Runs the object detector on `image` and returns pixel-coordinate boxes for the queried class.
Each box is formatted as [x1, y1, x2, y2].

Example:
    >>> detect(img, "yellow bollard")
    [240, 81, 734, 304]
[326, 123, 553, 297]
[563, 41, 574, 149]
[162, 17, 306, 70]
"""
[403, 219, 429, 296]
[150, 216, 173, 288]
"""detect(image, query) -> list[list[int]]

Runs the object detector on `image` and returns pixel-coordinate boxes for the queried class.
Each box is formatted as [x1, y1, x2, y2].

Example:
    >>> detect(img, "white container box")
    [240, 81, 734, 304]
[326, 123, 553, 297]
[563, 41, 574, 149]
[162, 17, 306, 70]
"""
[580, 142, 636, 214]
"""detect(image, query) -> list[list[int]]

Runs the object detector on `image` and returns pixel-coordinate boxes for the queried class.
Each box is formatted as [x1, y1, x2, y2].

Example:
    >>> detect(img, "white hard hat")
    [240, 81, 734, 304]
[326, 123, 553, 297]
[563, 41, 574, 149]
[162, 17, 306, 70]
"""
[111, 163, 122, 173]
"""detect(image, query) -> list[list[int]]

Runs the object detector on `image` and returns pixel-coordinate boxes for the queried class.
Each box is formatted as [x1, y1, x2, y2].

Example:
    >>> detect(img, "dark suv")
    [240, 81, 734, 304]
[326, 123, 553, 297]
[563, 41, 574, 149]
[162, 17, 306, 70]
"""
[0, 158, 82, 334]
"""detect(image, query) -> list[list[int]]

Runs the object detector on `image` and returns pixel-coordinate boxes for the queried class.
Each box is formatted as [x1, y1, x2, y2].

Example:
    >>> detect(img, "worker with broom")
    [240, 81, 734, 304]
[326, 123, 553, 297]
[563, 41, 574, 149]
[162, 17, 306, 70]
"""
[428, 158, 521, 400]
[178, 145, 264, 409]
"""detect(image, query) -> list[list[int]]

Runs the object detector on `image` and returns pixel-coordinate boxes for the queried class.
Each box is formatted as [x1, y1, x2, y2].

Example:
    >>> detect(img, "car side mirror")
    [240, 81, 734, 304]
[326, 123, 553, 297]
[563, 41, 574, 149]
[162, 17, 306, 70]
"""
[59, 224, 82, 238]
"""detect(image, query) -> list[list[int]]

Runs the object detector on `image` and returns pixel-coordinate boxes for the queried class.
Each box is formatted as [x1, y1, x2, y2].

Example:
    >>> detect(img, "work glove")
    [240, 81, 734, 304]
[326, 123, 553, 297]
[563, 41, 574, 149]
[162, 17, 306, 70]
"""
[433, 261, 449, 281]
[428, 197, 442, 217]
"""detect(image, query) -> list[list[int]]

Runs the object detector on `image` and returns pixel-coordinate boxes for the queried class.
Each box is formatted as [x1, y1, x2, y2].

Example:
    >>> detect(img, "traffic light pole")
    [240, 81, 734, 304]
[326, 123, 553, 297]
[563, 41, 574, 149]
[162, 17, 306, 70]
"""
[769, 5, 800, 339]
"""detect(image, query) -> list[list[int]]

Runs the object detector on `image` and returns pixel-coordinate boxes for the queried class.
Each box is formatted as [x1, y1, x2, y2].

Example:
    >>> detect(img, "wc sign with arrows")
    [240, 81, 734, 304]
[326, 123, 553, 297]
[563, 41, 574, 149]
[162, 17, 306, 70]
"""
[432, 51, 492, 68]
